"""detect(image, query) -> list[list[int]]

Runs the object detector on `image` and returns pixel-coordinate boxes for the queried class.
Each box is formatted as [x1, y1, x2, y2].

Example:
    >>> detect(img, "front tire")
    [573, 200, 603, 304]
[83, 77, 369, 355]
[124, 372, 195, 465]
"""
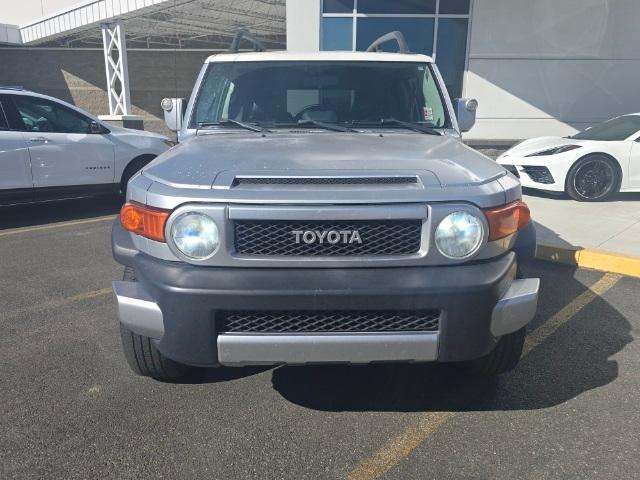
[119, 267, 190, 380]
[566, 154, 620, 202]
[463, 327, 526, 376]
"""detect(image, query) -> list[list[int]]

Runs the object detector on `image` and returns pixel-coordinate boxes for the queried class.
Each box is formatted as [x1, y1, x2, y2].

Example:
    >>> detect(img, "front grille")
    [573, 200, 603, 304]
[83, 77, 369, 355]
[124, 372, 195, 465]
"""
[234, 176, 417, 186]
[219, 310, 440, 333]
[234, 220, 422, 256]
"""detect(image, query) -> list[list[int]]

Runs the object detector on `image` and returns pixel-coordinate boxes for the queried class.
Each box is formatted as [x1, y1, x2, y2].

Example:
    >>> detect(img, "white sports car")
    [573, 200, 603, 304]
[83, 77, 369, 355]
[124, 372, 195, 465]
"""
[498, 114, 640, 201]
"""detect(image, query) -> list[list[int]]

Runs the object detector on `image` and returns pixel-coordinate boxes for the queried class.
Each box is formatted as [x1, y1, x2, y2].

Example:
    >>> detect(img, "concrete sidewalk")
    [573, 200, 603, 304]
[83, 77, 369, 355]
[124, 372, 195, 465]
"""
[524, 190, 640, 277]
[525, 191, 640, 257]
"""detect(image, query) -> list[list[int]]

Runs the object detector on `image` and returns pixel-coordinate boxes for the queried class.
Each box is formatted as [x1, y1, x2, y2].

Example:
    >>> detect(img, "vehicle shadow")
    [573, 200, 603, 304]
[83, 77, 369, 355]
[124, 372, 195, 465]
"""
[523, 187, 640, 202]
[270, 261, 633, 412]
[0, 196, 121, 230]
[171, 365, 273, 385]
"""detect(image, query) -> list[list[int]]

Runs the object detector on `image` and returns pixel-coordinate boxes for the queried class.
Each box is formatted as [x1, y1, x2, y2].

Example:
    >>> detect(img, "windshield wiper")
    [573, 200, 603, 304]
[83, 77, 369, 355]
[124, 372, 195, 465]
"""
[198, 119, 270, 132]
[296, 119, 357, 132]
[353, 118, 443, 136]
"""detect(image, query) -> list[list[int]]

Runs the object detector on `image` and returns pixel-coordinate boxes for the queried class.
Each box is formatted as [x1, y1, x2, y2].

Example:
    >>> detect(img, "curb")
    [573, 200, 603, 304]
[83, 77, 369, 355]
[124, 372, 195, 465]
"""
[535, 243, 640, 278]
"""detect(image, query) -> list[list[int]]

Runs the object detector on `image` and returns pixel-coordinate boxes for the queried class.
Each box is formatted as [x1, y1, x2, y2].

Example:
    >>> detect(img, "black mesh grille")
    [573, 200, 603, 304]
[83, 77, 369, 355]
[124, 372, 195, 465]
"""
[234, 220, 422, 256]
[219, 310, 440, 333]
[235, 176, 417, 186]
[522, 166, 555, 184]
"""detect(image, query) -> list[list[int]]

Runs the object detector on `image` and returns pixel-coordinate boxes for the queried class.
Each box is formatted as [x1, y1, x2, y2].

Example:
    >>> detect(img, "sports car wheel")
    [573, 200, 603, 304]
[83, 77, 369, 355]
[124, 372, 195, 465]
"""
[566, 155, 620, 202]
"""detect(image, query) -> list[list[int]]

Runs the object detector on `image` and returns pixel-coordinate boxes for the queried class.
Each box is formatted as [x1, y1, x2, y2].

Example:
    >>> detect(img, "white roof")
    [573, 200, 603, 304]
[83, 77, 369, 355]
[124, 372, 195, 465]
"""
[17, 0, 285, 49]
[206, 51, 434, 63]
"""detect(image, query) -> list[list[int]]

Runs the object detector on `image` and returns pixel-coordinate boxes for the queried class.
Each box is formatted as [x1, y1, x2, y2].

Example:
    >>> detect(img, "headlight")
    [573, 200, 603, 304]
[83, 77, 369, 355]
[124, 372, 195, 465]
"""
[526, 145, 581, 157]
[435, 211, 484, 259]
[170, 212, 220, 259]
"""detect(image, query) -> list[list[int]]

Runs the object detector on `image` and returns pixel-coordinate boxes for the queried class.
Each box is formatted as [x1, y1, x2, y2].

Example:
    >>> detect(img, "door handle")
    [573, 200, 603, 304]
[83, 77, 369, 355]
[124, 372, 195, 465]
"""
[29, 137, 47, 143]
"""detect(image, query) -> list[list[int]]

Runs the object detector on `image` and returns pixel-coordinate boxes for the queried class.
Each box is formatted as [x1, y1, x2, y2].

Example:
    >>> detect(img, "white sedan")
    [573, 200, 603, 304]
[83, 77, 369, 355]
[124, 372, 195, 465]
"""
[498, 114, 640, 201]
[0, 88, 173, 206]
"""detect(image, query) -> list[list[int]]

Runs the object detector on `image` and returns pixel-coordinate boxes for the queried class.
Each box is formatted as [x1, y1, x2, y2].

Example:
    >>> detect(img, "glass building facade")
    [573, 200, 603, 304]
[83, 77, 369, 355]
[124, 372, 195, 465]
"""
[321, 0, 471, 99]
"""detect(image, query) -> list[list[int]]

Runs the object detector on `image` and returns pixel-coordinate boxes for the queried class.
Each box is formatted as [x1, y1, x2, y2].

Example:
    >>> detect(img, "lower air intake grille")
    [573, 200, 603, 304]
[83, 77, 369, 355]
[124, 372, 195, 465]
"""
[234, 220, 422, 256]
[522, 166, 554, 184]
[219, 310, 440, 333]
[503, 164, 520, 178]
[235, 176, 417, 186]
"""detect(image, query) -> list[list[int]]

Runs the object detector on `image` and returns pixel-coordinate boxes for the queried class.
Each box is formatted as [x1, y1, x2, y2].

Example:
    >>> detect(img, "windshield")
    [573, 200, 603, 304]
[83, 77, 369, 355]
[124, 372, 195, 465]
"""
[571, 115, 640, 141]
[190, 61, 450, 129]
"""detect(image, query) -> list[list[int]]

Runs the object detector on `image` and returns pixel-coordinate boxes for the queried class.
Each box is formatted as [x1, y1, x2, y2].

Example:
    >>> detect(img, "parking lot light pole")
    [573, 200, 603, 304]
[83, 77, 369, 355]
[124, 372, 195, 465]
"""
[99, 21, 144, 130]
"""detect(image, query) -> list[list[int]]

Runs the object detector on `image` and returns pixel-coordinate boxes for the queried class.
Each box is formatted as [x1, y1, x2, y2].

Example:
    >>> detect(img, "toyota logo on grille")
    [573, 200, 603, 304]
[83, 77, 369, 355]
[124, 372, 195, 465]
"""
[292, 229, 363, 245]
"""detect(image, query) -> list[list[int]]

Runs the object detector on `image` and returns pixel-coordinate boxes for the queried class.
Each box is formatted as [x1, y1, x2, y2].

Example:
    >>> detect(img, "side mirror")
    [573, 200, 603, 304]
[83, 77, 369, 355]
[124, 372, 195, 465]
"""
[455, 98, 478, 133]
[161, 98, 185, 132]
[90, 120, 103, 134]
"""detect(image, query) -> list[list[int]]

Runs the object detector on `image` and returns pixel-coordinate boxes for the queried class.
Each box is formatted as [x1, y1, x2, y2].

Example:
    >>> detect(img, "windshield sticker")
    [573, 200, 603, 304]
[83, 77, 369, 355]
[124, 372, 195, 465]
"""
[423, 107, 433, 122]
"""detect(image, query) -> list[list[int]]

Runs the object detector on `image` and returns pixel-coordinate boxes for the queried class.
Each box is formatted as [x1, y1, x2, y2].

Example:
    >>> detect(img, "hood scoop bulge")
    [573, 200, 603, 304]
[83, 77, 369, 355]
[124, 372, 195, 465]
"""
[231, 175, 420, 187]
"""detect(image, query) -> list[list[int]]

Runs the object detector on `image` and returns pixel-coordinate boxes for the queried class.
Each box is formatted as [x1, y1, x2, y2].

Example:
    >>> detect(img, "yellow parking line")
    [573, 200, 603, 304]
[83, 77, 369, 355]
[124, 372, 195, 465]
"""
[345, 272, 622, 480]
[2, 288, 112, 320]
[347, 412, 454, 480]
[523, 272, 621, 355]
[0, 215, 116, 238]
[536, 244, 640, 279]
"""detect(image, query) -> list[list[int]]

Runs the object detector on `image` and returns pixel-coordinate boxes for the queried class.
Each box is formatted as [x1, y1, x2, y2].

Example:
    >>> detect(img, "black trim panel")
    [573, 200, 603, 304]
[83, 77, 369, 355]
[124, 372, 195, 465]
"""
[0, 188, 34, 206]
[1, 183, 119, 206]
[34, 183, 120, 201]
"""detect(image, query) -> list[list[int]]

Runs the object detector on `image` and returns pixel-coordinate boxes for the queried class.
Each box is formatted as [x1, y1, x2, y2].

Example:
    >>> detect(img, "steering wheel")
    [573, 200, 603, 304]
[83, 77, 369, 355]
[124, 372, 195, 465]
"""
[293, 104, 326, 122]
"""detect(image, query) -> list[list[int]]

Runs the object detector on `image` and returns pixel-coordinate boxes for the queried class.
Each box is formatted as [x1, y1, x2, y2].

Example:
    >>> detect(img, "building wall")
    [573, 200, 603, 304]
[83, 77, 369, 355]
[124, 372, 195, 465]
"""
[0, 48, 207, 136]
[465, 0, 640, 141]
[286, 0, 320, 51]
[0, 23, 21, 44]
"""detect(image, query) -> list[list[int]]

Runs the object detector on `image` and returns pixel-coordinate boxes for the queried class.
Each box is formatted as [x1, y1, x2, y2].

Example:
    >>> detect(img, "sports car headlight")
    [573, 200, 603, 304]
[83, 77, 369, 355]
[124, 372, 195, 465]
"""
[435, 211, 484, 259]
[526, 145, 581, 157]
[170, 212, 220, 259]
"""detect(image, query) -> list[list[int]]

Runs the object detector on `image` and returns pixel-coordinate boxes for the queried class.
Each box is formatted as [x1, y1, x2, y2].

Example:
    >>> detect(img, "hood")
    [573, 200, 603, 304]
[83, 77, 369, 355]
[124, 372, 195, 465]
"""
[107, 124, 169, 141]
[499, 136, 586, 160]
[142, 131, 506, 190]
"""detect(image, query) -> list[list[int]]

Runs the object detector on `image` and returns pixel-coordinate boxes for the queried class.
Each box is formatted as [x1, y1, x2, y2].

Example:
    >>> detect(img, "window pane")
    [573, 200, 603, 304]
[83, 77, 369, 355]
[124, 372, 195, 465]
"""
[191, 62, 450, 128]
[322, 17, 353, 51]
[356, 17, 434, 56]
[435, 18, 468, 99]
[358, 0, 436, 14]
[323, 0, 353, 13]
[572, 116, 640, 141]
[13, 96, 90, 133]
[439, 0, 470, 14]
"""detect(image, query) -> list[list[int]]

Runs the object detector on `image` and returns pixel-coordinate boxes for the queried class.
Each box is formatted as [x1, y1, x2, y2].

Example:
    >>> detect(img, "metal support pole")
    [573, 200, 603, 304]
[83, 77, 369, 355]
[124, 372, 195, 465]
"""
[101, 21, 132, 116]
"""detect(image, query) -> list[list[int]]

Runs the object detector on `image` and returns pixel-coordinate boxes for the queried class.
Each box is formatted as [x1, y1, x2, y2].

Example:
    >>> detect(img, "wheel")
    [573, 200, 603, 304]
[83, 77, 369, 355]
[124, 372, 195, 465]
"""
[119, 267, 190, 380]
[463, 327, 526, 376]
[120, 155, 156, 198]
[566, 154, 620, 202]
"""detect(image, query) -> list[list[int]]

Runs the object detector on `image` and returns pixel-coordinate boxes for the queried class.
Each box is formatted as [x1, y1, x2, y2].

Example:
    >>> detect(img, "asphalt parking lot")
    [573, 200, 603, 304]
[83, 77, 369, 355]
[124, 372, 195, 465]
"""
[1, 198, 639, 480]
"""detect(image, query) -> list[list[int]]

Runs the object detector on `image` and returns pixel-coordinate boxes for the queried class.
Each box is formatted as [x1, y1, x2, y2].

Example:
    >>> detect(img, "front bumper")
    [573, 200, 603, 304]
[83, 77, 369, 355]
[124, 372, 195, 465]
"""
[112, 221, 539, 367]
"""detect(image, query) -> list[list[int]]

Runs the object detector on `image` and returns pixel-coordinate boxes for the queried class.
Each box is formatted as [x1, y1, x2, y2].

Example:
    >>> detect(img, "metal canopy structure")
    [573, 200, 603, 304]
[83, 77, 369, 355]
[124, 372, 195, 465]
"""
[19, 0, 285, 49]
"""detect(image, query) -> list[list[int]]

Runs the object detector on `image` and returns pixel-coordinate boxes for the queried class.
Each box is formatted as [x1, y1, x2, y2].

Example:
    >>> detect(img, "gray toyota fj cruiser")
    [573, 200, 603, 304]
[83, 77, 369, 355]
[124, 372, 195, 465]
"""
[112, 32, 539, 380]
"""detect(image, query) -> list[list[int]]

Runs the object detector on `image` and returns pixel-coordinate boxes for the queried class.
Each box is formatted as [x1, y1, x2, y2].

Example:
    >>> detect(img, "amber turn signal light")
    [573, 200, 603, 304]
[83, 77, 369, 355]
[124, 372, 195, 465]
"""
[120, 202, 170, 242]
[484, 201, 531, 241]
